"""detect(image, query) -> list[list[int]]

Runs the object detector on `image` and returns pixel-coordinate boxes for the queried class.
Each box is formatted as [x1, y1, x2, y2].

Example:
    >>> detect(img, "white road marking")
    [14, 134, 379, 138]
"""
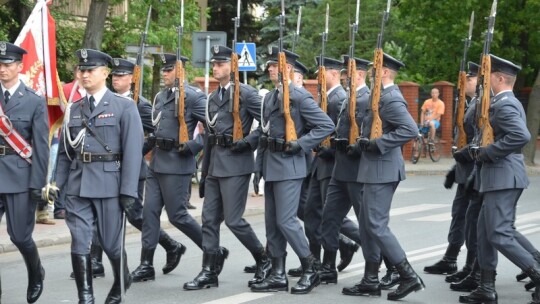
[201, 292, 273, 304]
[408, 212, 451, 222]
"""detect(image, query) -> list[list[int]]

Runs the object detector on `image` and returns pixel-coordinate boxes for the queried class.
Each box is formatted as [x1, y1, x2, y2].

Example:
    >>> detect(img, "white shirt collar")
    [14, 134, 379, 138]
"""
[121, 91, 130, 98]
[1, 80, 21, 98]
[356, 84, 367, 92]
[88, 86, 108, 106]
[383, 82, 395, 90]
[495, 89, 512, 97]
[326, 84, 341, 96]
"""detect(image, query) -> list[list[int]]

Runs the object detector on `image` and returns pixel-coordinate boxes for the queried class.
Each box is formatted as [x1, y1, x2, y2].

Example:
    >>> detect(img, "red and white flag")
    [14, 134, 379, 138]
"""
[14, 0, 66, 141]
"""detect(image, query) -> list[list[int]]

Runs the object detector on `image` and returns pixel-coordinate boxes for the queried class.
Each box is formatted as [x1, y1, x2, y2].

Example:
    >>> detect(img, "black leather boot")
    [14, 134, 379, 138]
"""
[104, 254, 131, 304]
[380, 256, 400, 290]
[244, 264, 257, 273]
[251, 256, 288, 292]
[319, 250, 337, 284]
[337, 235, 360, 272]
[310, 242, 321, 260]
[424, 243, 460, 274]
[524, 263, 540, 304]
[388, 259, 425, 301]
[131, 247, 156, 282]
[287, 265, 303, 277]
[342, 261, 381, 296]
[291, 254, 321, 294]
[22, 245, 45, 303]
[458, 269, 497, 304]
[183, 253, 219, 290]
[248, 248, 272, 287]
[450, 260, 479, 292]
[517, 251, 540, 281]
[215, 247, 229, 275]
[447, 250, 476, 283]
[70, 243, 105, 280]
[158, 233, 186, 274]
[71, 254, 95, 304]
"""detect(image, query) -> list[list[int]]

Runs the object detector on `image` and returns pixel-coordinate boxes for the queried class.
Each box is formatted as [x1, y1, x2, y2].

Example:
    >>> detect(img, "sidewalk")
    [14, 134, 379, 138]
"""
[2, 156, 540, 254]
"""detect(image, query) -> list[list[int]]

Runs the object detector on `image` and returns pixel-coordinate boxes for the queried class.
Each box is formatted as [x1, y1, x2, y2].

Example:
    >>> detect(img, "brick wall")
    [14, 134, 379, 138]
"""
[433, 81, 454, 157]
[399, 81, 420, 161]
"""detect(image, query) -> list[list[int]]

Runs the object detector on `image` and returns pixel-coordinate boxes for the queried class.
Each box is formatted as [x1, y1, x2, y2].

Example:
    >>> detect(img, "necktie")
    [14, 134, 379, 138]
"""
[4, 91, 10, 105]
[89, 96, 95, 112]
[167, 89, 173, 99]
[220, 87, 226, 100]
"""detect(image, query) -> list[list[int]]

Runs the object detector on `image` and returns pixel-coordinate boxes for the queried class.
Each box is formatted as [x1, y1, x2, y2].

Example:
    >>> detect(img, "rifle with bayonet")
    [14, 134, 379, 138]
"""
[175, 0, 188, 144]
[453, 11, 474, 152]
[368, 0, 391, 140]
[318, 4, 330, 148]
[132, 5, 152, 104]
[472, 0, 496, 151]
[347, 0, 360, 145]
[278, 0, 297, 143]
[292, 6, 302, 53]
[230, 0, 243, 141]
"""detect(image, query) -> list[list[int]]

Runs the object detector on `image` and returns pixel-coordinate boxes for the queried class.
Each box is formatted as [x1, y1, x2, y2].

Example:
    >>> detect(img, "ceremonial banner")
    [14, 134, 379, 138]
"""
[14, 0, 66, 142]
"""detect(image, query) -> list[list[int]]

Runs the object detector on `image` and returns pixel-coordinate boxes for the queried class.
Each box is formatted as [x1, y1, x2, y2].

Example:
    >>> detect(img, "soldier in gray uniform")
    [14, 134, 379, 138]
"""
[345, 54, 424, 301]
[458, 55, 540, 304]
[250, 47, 334, 294]
[0, 41, 50, 304]
[184, 45, 270, 290]
[56, 49, 144, 304]
[131, 54, 211, 282]
[319, 56, 369, 286]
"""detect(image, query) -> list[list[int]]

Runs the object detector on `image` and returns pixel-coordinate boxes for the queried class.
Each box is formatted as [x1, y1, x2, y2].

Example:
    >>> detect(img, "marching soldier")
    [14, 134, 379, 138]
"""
[56, 49, 143, 304]
[184, 45, 269, 290]
[0, 41, 50, 304]
[319, 56, 369, 286]
[131, 54, 215, 282]
[458, 55, 540, 304]
[292, 61, 308, 88]
[250, 47, 334, 294]
[344, 54, 424, 301]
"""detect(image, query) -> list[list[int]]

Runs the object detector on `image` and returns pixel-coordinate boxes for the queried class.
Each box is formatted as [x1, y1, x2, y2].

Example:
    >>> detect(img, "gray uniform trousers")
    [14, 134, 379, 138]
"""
[477, 189, 535, 271]
[321, 179, 363, 251]
[359, 182, 406, 264]
[1, 193, 38, 252]
[202, 175, 263, 253]
[463, 189, 482, 253]
[66, 196, 123, 258]
[448, 184, 469, 246]
[265, 179, 310, 258]
[142, 170, 202, 250]
[304, 176, 330, 245]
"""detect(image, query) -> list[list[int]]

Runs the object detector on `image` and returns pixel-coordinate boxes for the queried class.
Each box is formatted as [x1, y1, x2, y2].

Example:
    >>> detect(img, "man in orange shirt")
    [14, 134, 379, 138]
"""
[420, 88, 445, 142]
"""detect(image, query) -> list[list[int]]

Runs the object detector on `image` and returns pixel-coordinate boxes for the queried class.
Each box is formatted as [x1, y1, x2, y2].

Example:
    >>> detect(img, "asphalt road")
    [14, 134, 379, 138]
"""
[1, 175, 540, 304]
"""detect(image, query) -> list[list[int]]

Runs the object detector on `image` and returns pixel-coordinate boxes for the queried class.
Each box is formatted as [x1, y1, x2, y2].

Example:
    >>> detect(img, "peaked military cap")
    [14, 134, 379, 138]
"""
[210, 45, 232, 62]
[160, 53, 189, 71]
[382, 53, 405, 71]
[111, 58, 135, 75]
[0, 42, 27, 63]
[315, 56, 343, 71]
[266, 46, 299, 65]
[76, 49, 112, 70]
[342, 55, 371, 71]
[466, 61, 480, 77]
[490, 54, 521, 76]
[294, 61, 309, 75]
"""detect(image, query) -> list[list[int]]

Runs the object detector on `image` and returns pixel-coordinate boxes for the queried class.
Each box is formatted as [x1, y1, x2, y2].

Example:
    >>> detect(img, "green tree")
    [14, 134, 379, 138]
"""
[207, 0, 263, 44]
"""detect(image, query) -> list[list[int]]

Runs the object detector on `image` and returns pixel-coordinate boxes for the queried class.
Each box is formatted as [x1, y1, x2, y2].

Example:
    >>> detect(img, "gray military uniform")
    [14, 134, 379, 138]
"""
[476, 91, 534, 271]
[257, 84, 334, 259]
[321, 86, 370, 252]
[357, 85, 418, 264]
[202, 83, 264, 254]
[141, 84, 206, 250]
[0, 81, 49, 251]
[304, 85, 346, 247]
[57, 90, 143, 258]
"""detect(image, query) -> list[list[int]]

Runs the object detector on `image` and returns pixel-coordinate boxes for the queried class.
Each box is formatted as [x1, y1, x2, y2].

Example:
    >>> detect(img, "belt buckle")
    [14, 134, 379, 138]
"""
[82, 152, 92, 163]
[0, 146, 5, 156]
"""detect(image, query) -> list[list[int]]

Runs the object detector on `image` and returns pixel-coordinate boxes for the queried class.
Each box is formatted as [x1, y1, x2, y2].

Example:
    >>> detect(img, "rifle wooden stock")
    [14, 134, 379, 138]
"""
[231, 53, 243, 141]
[455, 70, 467, 149]
[348, 59, 359, 144]
[369, 49, 384, 139]
[279, 52, 297, 142]
[478, 54, 494, 146]
[176, 60, 189, 143]
[318, 66, 330, 147]
[132, 65, 141, 103]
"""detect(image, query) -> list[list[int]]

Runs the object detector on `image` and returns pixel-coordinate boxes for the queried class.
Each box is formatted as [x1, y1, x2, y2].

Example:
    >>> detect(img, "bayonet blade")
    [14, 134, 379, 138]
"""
[325, 4, 329, 34]
[386, 0, 391, 13]
[468, 11, 474, 40]
[180, 0, 184, 27]
[355, 0, 360, 25]
[490, 0, 497, 17]
[237, 0, 241, 18]
[296, 6, 302, 35]
[281, 0, 285, 17]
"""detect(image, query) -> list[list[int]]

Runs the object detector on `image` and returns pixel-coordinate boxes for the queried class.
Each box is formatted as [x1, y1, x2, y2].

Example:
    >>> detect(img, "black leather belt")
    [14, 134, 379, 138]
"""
[208, 134, 233, 148]
[0, 145, 17, 156]
[76, 152, 122, 163]
[332, 138, 349, 152]
[155, 137, 179, 151]
[259, 135, 286, 152]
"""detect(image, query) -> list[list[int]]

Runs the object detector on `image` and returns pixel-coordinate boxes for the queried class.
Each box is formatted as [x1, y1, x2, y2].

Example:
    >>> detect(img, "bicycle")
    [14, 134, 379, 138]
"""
[411, 125, 442, 164]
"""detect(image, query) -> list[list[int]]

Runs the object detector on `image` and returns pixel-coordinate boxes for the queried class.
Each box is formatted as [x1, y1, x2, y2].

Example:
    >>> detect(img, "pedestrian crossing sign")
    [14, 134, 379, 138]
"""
[236, 42, 257, 71]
